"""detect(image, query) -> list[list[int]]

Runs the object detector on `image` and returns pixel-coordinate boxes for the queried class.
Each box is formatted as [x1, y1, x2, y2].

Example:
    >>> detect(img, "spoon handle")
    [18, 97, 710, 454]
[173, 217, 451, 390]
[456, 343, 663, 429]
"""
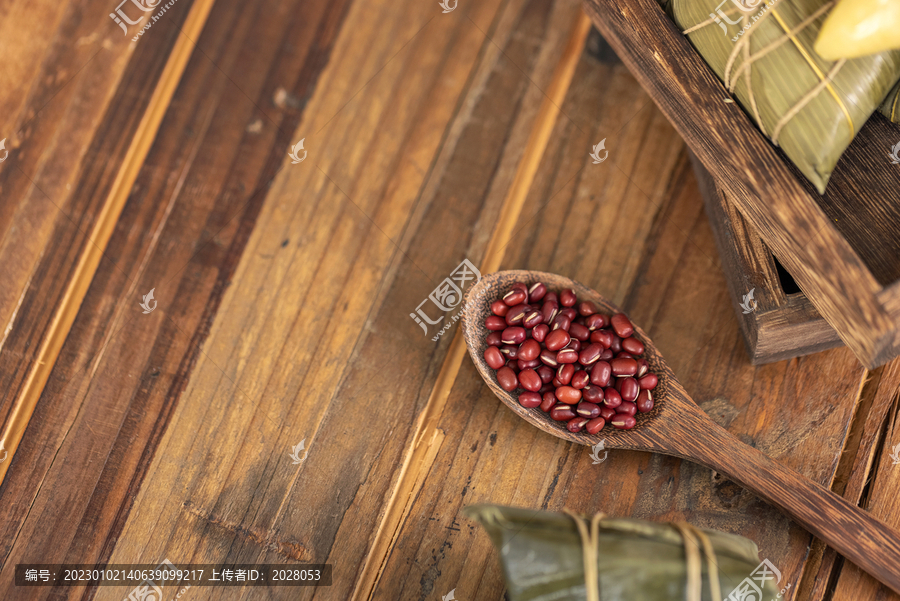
[678, 418, 900, 594]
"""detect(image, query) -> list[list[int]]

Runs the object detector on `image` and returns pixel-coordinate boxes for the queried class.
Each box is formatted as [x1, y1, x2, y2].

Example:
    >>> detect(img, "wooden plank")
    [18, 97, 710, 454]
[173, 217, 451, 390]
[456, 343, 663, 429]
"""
[91, 3, 594, 601]
[0, 0, 187, 430]
[0, 1, 890, 599]
[0, 0, 217, 485]
[0, 0, 356, 594]
[354, 8, 592, 600]
[800, 360, 900, 601]
[368, 37, 871, 598]
[829, 359, 900, 601]
[583, 0, 900, 368]
[691, 154, 842, 364]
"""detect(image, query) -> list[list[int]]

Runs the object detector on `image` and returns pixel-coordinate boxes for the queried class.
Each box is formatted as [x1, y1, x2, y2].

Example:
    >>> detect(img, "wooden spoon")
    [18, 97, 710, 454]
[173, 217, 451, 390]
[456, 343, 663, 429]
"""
[462, 270, 900, 594]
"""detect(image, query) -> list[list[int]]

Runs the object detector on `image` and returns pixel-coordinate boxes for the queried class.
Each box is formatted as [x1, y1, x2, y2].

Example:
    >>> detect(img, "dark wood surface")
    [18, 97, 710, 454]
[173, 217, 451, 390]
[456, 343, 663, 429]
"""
[0, 0, 899, 599]
[690, 155, 843, 364]
[465, 270, 900, 595]
[583, 0, 900, 368]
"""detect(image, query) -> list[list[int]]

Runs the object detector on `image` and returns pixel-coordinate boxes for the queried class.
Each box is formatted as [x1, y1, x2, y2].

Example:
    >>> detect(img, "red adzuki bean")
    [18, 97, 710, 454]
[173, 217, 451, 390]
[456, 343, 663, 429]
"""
[501, 327, 526, 345]
[610, 357, 638, 377]
[505, 304, 529, 325]
[518, 358, 540, 370]
[571, 370, 590, 390]
[528, 282, 547, 303]
[556, 364, 574, 386]
[577, 301, 598, 316]
[556, 348, 579, 364]
[590, 329, 614, 349]
[485, 316, 506, 331]
[636, 358, 649, 377]
[582, 384, 604, 403]
[579, 343, 603, 366]
[537, 365, 554, 384]
[567, 417, 589, 433]
[522, 310, 543, 329]
[491, 300, 510, 316]
[541, 300, 559, 325]
[617, 401, 637, 416]
[519, 369, 542, 392]
[496, 366, 517, 391]
[618, 377, 639, 402]
[545, 329, 570, 351]
[621, 337, 645, 355]
[559, 289, 577, 307]
[610, 414, 636, 430]
[503, 288, 527, 306]
[590, 361, 612, 387]
[599, 406, 616, 421]
[636, 389, 654, 413]
[484, 346, 504, 369]
[518, 391, 542, 408]
[552, 314, 572, 332]
[586, 417, 606, 435]
[602, 387, 622, 408]
[551, 405, 576, 421]
[518, 339, 541, 362]
[576, 401, 601, 419]
[609, 335, 623, 354]
[539, 349, 558, 367]
[555, 386, 582, 404]
[540, 391, 557, 412]
[569, 323, 590, 341]
[638, 373, 658, 390]
[610, 313, 634, 338]
[483, 283, 659, 436]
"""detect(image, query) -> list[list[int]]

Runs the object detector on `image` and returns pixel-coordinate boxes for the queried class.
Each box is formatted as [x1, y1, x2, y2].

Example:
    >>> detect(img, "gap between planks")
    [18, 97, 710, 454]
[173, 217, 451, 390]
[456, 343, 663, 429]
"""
[0, 0, 219, 485]
[349, 10, 593, 601]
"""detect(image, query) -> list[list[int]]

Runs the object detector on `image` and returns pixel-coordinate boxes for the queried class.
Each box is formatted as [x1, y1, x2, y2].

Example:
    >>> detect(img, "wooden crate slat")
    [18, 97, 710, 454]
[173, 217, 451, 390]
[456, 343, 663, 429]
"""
[583, 0, 900, 367]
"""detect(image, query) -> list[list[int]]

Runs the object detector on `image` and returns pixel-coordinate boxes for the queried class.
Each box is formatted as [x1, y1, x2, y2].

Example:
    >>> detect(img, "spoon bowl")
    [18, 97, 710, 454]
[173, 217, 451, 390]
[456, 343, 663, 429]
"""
[463, 269, 675, 451]
[462, 270, 900, 594]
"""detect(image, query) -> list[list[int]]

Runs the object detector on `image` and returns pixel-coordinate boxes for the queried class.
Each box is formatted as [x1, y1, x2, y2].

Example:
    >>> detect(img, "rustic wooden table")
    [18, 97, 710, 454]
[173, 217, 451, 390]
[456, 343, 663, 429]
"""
[0, 0, 898, 599]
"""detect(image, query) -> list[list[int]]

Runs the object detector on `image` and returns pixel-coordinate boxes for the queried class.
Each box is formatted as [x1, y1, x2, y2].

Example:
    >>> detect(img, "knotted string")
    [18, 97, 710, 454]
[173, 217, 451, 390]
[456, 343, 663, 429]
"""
[564, 510, 722, 601]
[679, 0, 853, 142]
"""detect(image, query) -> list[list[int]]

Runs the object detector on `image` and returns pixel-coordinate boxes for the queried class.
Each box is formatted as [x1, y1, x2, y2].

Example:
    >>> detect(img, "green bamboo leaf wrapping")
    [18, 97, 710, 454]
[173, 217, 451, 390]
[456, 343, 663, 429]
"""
[670, 0, 900, 193]
[879, 79, 900, 122]
[465, 504, 784, 601]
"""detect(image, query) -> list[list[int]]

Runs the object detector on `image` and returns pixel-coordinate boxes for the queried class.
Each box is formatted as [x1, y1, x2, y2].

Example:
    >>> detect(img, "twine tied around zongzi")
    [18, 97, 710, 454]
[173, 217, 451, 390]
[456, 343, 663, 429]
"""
[679, 0, 853, 145]
[564, 510, 722, 601]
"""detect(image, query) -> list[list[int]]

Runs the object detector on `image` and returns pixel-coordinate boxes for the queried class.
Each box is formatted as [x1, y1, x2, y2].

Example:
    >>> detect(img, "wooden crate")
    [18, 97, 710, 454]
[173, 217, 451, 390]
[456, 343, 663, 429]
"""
[691, 154, 843, 363]
[584, 0, 900, 368]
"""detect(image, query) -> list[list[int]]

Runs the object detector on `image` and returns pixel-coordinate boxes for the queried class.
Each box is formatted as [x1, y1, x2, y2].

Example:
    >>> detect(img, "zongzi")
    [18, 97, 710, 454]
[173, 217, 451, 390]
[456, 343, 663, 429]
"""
[880, 78, 900, 122]
[466, 504, 786, 601]
[670, 0, 900, 193]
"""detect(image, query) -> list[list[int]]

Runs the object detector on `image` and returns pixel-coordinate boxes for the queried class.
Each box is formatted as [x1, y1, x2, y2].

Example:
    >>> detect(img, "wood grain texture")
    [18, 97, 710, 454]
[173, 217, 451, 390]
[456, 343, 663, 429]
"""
[97, 1, 582, 600]
[583, 0, 900, 368]
[0, 0, 355, 596]
[0, 0, 217, 485]
[0, 0, 196, 444]
[367, 37, 880, 599]
[803, 360, 900, 601]
[464, 271, 900, 594]
[690, 154, 843, 364]
[1, 0, 900, 599]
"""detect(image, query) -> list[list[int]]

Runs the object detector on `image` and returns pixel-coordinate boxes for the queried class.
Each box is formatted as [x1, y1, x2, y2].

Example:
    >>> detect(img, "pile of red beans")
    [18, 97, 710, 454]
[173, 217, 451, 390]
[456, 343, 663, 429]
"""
[483, 281, 658, 433]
